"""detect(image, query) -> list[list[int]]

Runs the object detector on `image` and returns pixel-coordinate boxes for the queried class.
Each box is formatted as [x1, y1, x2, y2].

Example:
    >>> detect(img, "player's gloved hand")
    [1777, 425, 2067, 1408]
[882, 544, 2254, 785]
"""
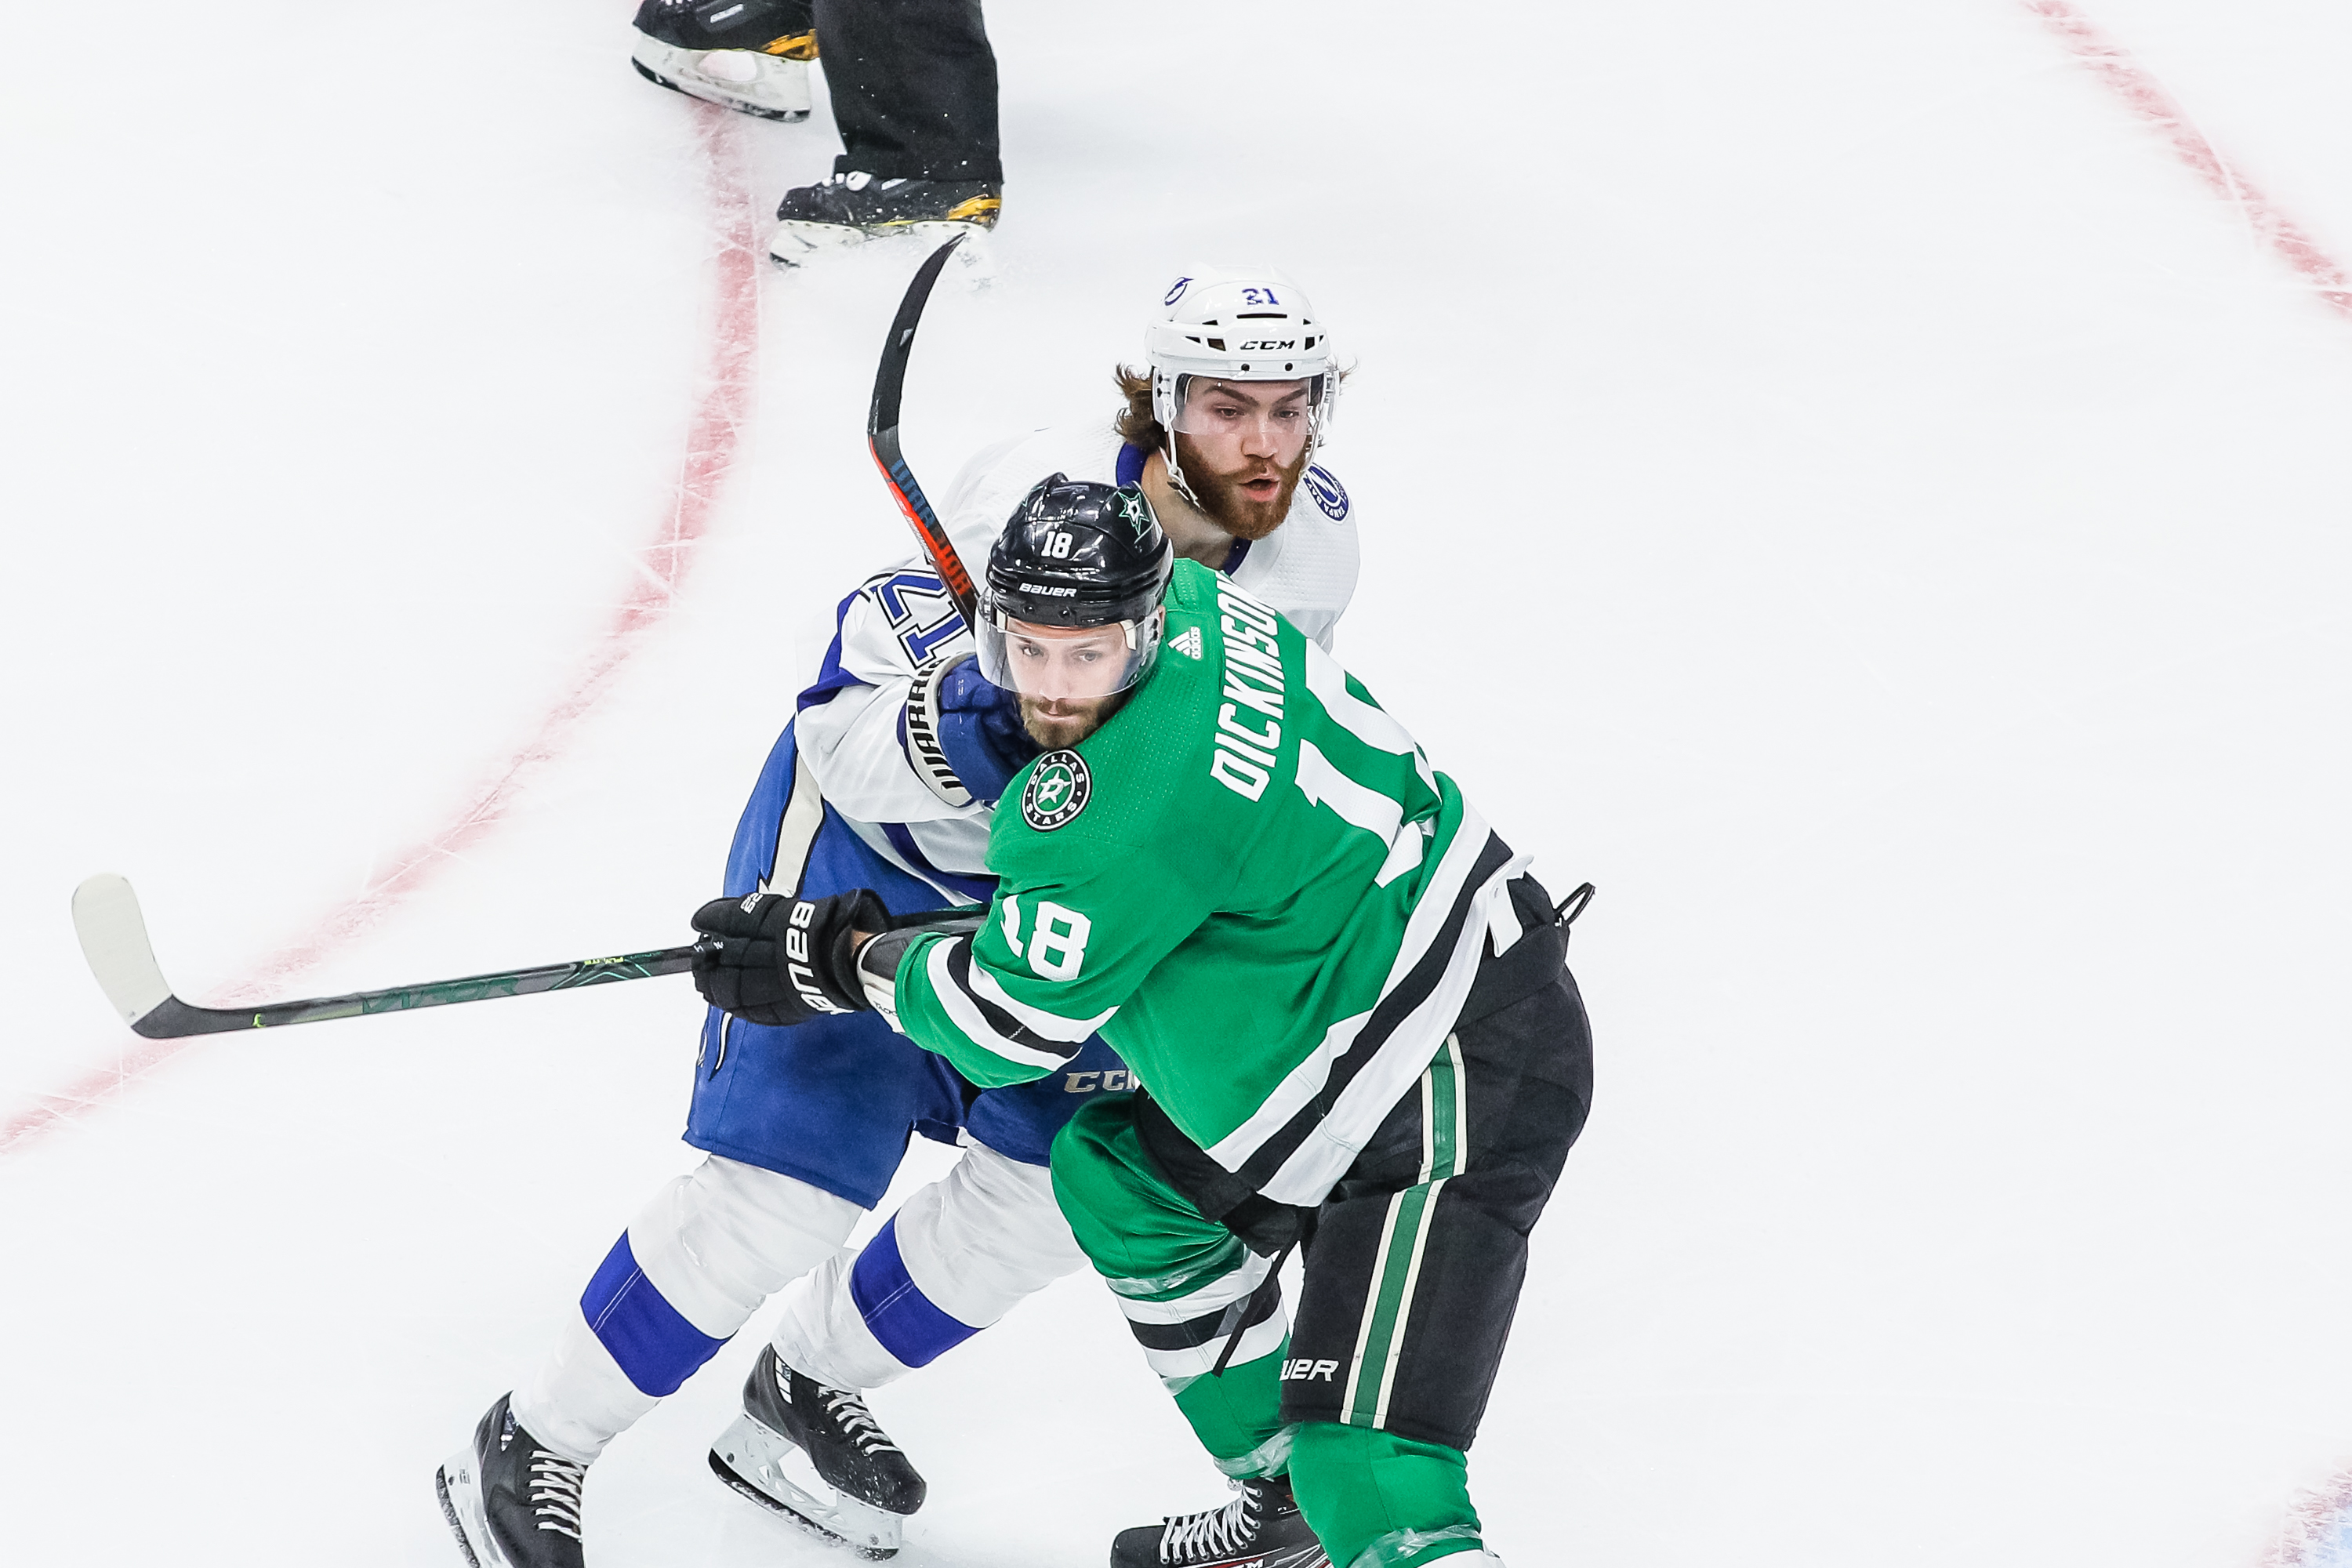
[909, 654, 1038, 805]
[689, 889, 887, 1027]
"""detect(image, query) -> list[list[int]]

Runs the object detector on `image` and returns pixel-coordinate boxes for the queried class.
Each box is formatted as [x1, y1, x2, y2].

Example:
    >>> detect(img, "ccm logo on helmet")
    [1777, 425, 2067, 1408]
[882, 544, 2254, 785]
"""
[1236, 339, 1299, 351]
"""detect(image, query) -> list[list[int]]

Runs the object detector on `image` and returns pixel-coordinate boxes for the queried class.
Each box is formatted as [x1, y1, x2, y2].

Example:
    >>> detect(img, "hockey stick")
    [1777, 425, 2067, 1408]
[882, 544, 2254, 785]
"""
[868, 234, 979, 631]
[71, 875, 979, 1040]
[71, 874, 710, 1039]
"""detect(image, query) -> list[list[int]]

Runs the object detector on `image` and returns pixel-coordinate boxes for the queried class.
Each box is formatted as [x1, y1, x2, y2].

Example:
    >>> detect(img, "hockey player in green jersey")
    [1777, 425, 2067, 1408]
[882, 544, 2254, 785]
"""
[688, 475, 1593, 1567]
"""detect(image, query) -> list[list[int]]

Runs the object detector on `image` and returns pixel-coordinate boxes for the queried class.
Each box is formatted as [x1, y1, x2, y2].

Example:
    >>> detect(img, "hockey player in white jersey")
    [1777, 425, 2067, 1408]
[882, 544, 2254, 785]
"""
[437, 268, 1359, 1568]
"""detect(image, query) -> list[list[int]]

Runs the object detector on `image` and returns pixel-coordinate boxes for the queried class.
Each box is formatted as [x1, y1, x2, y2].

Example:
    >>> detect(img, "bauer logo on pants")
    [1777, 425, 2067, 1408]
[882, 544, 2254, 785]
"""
[1022, 750, 1091, 830]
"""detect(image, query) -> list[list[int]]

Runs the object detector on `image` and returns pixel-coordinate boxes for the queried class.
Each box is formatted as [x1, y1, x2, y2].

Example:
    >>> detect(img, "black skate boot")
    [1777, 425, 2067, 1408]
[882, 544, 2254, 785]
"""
[628, 0, 815, 120]
[1111, 1475, 1330, 1568]
[707, 1344, 926, 1558]
[767, 171, 1000, 265]
[434, 1394, 588, 1568]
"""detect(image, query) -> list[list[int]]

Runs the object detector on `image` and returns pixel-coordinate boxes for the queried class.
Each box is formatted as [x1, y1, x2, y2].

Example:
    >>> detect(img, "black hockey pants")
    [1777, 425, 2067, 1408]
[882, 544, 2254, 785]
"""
[813, 0, 1002, 183]
[1128, 873, 1595, 1454]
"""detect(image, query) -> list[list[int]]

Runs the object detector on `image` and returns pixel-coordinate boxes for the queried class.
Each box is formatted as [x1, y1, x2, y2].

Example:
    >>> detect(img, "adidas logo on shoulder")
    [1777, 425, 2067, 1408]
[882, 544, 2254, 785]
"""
[1171, 626, 1203, 659]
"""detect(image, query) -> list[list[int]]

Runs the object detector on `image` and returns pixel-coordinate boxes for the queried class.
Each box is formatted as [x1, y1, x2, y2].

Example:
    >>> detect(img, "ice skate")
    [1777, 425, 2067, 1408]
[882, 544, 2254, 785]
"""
[768, 172, 1000, 266]
[630, 30, 813, 122]
[707, 1344, 926, 1559]
[1110, 1475, 1330, 1568]
[434, 1394, 588, 1568]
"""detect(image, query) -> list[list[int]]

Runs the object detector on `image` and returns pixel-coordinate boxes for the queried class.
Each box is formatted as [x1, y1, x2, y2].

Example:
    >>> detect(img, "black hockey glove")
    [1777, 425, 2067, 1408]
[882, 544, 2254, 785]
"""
[689, 889, 887, 1028]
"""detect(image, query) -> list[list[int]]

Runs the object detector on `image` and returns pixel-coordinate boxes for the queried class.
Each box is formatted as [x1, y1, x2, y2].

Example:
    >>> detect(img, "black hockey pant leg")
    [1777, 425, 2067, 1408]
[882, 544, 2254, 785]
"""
[1281, 963, 1589, 1564]
[1282, 964, 1593, 1451]
[811, 0, 1001, 182]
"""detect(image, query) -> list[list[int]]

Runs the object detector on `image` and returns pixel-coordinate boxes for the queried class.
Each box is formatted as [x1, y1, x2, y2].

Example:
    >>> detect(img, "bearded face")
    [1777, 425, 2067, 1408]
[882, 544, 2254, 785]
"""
[1171, 378, 1315, 541]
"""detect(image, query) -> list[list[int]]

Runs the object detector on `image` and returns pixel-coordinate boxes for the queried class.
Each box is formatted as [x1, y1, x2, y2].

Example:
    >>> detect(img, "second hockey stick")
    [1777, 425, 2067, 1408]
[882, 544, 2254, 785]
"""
[868, 234, 979, 631]
[71, 875, 978, 1040]
[71, 873, 710, 1039]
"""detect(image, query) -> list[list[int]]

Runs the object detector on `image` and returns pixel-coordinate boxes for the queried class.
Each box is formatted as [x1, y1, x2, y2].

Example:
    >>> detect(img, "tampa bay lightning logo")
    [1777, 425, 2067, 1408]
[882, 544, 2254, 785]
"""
[1164, 276, 1191, 307]
[1303, 465, 1348, 521]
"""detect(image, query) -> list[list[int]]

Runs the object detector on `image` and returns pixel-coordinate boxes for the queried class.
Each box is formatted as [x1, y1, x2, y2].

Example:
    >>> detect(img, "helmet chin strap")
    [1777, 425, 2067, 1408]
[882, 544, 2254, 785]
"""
[1160, 429, 1208, 512]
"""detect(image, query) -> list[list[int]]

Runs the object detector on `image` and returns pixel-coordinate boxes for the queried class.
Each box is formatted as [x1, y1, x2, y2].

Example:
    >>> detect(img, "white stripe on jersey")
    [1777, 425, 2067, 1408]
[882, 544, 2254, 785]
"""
[924, 939, 1073, 1072]
[966, 960, 1117, 1043]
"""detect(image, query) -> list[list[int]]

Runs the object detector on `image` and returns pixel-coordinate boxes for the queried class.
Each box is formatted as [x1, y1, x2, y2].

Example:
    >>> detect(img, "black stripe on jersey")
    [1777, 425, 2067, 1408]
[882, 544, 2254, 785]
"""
[1231, 831, 1517, 1195]
[1124, 1276, 1283, 1352]
[944, 940, 1087, 1065]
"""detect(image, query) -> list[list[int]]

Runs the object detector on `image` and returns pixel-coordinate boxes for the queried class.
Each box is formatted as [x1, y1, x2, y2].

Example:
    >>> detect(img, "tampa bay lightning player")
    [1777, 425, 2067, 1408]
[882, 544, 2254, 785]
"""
[437, 267, 1360, 1568]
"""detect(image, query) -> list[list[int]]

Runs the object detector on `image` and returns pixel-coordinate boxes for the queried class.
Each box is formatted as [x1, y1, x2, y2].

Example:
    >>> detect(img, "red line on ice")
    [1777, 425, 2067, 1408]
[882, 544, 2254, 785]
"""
[2021, 0, 2352, 321]
[2029, 9, 2352, 1563]
[0, 105, 764, 1158]
[2260, 1469, 2352, 1566]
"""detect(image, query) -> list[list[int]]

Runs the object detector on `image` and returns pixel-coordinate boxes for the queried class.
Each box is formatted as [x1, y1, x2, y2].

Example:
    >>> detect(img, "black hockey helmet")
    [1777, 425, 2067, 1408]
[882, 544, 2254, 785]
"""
[975, 474, 1173, 696]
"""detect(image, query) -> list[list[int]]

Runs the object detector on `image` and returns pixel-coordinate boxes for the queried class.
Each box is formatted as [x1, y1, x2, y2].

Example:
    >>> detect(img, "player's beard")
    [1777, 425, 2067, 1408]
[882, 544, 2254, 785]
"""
[1022, 693, 1118, 750]
[1174, 433, 1309, 542]
[1021, 695, 1110, 752]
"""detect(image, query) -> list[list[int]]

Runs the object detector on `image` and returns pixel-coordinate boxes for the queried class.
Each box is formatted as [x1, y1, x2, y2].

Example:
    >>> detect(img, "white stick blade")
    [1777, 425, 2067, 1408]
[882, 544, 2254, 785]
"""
[71, 874, 175, 1026]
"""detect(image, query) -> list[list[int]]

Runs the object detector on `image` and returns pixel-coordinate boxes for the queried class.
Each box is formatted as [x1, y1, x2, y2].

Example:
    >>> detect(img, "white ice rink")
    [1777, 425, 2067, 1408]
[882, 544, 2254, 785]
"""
[6, 1, 2352, 1563]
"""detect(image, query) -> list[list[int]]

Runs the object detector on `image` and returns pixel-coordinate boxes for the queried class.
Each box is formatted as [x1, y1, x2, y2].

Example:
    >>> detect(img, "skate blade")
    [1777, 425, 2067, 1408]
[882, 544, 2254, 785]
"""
[434, 1447, 500, 1568]
[767, 218, 1000, 271]
[768, 221, 875, 268]
[708, 1413, 905, 1559]
[630, 43, 811, 121]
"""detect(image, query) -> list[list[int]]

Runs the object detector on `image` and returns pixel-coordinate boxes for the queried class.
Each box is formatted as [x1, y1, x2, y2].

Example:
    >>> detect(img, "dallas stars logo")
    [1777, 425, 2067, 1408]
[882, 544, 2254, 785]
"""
[1022, 750, 1091, 831]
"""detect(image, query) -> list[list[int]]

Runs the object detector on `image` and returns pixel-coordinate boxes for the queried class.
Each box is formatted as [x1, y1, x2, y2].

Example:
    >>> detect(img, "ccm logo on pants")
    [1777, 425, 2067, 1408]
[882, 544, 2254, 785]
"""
[1279, 1358, 1341, 1382]
[1064, 1070, 1134, 1094]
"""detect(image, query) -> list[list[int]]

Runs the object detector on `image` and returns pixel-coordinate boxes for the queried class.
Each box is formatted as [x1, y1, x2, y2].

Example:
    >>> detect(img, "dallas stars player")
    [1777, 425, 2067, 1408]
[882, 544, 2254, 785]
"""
[689, 479, 1593, 1567]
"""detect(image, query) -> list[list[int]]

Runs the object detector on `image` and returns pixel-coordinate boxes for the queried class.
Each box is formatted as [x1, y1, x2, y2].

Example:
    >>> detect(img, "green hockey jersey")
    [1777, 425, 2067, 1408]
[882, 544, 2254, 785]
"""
[888, 559, 1526, 1206]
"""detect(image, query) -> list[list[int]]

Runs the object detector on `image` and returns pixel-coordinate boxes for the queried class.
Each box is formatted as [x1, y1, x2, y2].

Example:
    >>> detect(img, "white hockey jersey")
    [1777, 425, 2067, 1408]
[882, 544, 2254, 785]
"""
[786, 422, 1361, 904]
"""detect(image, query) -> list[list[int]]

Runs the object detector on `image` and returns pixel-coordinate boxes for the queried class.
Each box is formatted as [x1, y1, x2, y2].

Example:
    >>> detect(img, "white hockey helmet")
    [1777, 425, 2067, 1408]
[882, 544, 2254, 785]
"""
[1145, 266, 1339, 451]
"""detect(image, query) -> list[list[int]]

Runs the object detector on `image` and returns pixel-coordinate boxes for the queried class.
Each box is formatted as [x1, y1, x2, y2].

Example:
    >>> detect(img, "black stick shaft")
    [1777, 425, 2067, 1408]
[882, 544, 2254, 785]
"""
[124, 908, 982, 1040]
[132, 943, 713, 1038]
[869, 235, 978, 631]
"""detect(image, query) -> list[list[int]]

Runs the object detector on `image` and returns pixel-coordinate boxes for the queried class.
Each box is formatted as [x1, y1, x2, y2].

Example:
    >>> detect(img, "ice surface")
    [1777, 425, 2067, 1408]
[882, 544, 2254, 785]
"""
[5, 0, 2352, 1563]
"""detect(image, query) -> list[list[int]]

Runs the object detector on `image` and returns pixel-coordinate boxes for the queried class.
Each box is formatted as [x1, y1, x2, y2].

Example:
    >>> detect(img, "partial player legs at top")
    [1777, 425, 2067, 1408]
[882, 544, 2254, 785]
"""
[771, 0, 1002, 261]
[812, 0, 1000, 183]
[628, 0, 1003, 259]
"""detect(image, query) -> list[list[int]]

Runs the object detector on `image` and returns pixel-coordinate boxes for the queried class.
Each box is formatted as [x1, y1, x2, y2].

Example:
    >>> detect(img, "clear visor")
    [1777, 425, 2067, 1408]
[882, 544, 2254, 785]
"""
[975, 610, 1163, 701]
[1170, 375, 1320, 462]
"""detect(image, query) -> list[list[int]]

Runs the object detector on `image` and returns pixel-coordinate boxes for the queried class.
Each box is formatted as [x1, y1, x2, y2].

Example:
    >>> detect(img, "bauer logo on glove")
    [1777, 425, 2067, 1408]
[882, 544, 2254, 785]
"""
[689, 889, 886, 1027]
